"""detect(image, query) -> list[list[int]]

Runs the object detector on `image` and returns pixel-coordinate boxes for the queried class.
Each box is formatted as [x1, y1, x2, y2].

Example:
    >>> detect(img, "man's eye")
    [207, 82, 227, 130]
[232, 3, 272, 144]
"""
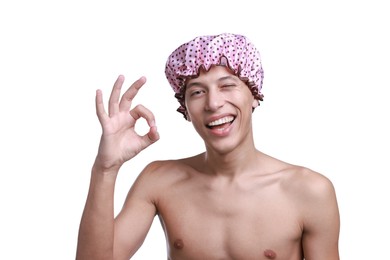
[222, 84, 235, 88]
[191, 90, 203, 96]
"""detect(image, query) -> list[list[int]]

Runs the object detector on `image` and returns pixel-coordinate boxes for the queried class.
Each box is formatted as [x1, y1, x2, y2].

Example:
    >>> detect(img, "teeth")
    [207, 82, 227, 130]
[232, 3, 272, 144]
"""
[208, 116, 234, 126]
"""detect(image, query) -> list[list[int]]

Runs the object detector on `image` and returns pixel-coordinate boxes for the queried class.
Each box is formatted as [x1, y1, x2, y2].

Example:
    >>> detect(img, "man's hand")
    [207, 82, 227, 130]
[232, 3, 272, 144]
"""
[94, 75, 159, 172]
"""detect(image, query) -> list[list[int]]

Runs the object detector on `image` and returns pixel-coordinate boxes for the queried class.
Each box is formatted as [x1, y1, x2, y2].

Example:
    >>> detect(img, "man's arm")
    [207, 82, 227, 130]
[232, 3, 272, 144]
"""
[76, 75, 159, 260]
[76, 165, 118, 260]
[301, 171, 340, 260]
[113, 161, 162, 259]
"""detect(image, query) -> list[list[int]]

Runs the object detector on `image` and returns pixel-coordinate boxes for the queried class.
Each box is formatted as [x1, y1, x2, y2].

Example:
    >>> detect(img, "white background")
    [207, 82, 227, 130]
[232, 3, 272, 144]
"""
[1, 0, 389, 259]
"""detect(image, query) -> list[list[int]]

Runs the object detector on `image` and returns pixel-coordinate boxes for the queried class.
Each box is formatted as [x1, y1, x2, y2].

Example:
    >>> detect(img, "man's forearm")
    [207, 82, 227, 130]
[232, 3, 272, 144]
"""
[76, 166, 118, 260]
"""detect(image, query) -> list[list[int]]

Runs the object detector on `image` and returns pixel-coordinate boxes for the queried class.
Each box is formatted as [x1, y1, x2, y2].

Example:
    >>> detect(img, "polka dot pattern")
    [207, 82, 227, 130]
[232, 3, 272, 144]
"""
[164, 33, 264, 117]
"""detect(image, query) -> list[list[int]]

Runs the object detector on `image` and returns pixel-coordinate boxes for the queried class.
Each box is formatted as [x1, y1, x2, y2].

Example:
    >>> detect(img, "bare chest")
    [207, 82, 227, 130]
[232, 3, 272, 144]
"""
[157, 185, 303, 259]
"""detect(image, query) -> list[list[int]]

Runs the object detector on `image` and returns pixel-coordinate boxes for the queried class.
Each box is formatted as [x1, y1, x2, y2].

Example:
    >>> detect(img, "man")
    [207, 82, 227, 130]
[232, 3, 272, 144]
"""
[76, 33, 340, 259]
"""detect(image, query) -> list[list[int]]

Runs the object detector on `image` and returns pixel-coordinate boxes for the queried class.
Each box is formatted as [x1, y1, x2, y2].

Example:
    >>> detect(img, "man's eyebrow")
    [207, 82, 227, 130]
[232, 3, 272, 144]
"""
[218, 75, 239, 82]
[186, 81, 203, 89]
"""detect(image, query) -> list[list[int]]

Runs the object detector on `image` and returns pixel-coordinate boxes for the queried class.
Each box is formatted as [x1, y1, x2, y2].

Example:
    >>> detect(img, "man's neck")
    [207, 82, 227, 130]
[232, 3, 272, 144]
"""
[203, 143, 260, 178]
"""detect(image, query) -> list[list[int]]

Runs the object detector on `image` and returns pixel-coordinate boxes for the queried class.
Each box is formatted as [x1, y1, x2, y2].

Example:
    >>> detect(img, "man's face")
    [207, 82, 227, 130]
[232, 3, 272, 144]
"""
[184, 66, 258, 153]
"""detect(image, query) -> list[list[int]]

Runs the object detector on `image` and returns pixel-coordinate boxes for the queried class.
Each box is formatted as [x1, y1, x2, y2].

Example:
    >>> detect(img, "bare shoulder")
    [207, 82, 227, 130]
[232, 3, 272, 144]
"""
[131, 156, 199, 192]
[280, 164, 336, 199]
[276, 162, 339, 224]
[140, 152, 204, 176]
[260, 153, 336, 196]
[125, 156, 205, 214]
[138, 156, 195, 179]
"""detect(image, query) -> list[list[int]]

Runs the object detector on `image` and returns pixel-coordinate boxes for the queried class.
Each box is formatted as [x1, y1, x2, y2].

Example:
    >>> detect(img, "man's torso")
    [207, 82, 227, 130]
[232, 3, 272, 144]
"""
[149, 154, 306, 259]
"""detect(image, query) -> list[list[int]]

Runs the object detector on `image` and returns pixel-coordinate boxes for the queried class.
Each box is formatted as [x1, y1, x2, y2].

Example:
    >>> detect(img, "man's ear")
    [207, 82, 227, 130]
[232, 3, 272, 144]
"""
[184, 106, 191, 122]
[183, 101, 191, 121]
[186, 112, 191, 122]
[252, 99, 260, 109]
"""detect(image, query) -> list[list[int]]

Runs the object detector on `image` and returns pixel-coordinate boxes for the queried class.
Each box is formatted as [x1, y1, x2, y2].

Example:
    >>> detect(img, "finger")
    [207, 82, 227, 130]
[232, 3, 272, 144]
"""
[129, 104, 156, 127]
[119, 76, 146, 112]
[146, 125, 160, 143]
[130, 105, 159, 148]
[140, 125, 160, 148]
[108, 75, 125, 117]
[95, 89, 109, 124]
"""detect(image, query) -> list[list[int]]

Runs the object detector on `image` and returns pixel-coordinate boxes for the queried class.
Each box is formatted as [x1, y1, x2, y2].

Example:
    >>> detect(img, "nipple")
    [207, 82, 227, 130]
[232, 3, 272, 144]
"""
[264, 249, 277, 259]
[173, 239, 184, 250]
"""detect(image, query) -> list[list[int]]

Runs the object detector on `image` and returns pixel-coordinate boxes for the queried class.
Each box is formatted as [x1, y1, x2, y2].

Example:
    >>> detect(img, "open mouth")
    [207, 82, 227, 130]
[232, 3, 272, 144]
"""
[206, 116, 235, 129]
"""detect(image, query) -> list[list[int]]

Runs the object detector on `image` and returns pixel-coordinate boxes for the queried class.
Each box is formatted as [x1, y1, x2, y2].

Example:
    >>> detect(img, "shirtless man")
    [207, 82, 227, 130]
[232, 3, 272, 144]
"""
[76, 33, 340, 260]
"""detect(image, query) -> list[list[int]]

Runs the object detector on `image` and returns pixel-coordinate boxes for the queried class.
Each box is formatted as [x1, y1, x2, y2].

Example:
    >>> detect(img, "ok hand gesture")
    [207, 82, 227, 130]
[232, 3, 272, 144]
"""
[94, 75, 160, 172]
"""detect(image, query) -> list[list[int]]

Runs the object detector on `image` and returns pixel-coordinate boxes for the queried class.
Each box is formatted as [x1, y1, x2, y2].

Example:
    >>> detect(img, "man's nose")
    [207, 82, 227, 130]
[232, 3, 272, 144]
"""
[205, 89, 224, 111]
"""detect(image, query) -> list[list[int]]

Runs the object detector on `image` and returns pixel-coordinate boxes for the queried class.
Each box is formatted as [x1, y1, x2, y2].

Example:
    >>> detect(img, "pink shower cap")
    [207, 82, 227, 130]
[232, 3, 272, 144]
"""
[165, 33, 264, 118]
